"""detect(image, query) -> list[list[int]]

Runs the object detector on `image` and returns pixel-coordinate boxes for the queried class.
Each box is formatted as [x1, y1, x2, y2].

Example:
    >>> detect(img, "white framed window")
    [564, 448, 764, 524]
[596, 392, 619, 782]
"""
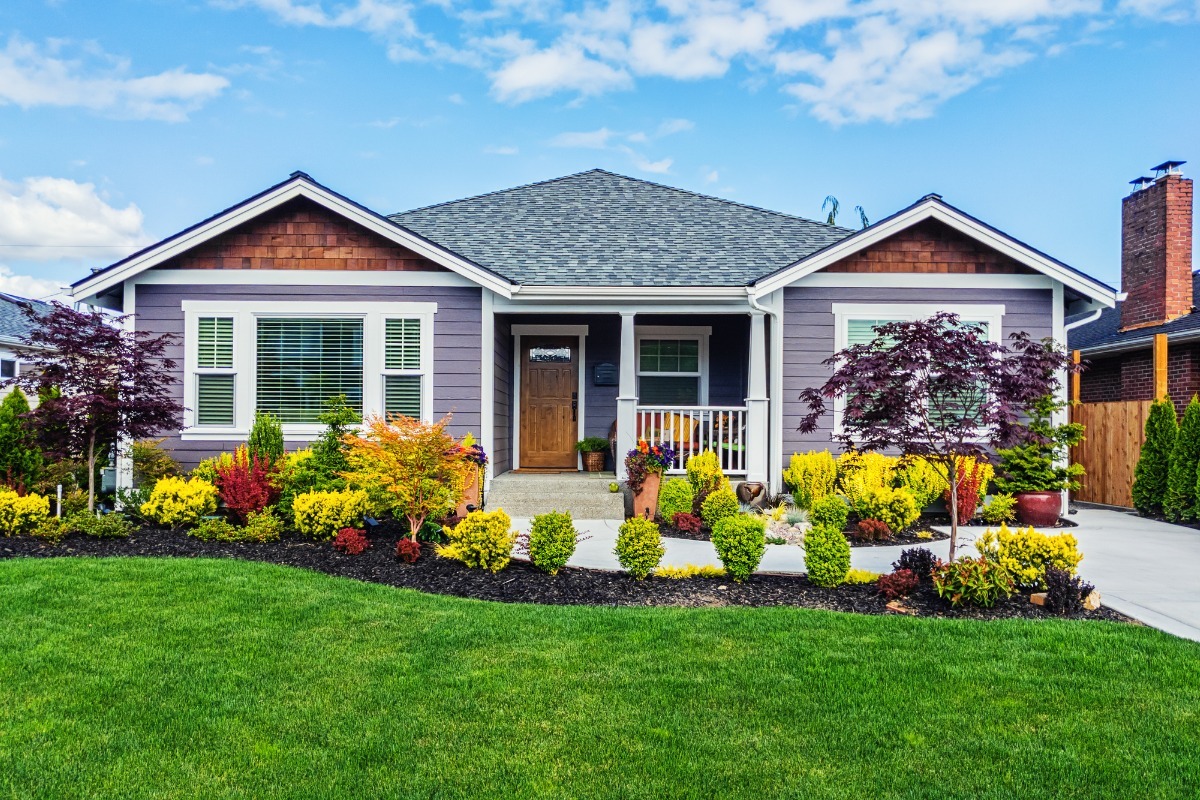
[182, 300, 436, 439]
[0, 358, 17, 380]
[830, 303, 1005, 436]
[635, 325, 711, 405]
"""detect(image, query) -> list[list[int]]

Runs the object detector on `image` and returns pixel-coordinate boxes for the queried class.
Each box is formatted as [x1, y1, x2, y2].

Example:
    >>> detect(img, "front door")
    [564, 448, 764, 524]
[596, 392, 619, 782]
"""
[520, 336, 579, 469]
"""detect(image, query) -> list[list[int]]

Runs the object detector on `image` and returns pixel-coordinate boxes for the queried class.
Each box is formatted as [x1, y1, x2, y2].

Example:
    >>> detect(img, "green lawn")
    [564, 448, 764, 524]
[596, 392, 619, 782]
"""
[1, 558, 1198, 799]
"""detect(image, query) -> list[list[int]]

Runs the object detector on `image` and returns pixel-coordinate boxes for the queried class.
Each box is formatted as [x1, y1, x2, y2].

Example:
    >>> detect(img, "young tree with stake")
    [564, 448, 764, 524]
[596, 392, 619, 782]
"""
[797, 313, 1076, 560]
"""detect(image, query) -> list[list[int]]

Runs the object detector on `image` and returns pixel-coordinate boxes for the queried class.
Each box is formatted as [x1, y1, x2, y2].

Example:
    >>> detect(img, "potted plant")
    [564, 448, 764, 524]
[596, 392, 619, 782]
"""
[575, 437, 610, 472]
[995, 397, 1085, 526]
[453, 433, 488, 517]
[625, 440, 675, 519]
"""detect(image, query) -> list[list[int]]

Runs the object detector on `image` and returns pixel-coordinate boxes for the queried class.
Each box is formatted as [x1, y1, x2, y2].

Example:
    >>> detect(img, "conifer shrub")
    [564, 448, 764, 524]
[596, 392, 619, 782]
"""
[292, 489, 369, 540]
[0, 388, 42, 493]
[1132, 398, 1177, 516]
[700, 485, 739, 529]
[783, 450, 837, 510]
[1166, 395, 1200, 521]
[855, 486, 919, 533]
[711, 514, 766, 582]
[809, 495, 850, 531]
[0, 490, 50, 536]
[438, 510, 516, 573]
[527, 511, 579, 575]
[657, 478, 695, 522]
[615, 516, 664, 579]
[803, 523, 850, 587]
[140, 476, 218, 529]
[247, 411, 285, 464]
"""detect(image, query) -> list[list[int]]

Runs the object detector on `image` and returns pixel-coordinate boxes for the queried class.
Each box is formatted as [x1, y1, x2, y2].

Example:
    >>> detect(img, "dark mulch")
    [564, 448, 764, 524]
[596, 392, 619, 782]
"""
[0, 526, 1130, 623]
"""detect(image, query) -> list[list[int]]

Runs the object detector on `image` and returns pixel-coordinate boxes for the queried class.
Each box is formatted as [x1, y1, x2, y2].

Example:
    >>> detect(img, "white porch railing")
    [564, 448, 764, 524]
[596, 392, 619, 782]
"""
[635, 405, 748, 475]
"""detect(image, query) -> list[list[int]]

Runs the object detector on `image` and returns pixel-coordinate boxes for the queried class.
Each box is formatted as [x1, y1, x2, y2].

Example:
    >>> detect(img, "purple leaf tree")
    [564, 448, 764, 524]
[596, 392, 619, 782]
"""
[15, 302, 184, 512]
[797, 312, 1076, 560]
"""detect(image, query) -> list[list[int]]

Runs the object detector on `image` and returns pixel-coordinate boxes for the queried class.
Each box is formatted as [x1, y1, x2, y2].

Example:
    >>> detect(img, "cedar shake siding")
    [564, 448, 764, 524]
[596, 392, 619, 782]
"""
[136, 283, 482, 470]
[780, 286, 1054, 471]
[823, 220, 1037, 275]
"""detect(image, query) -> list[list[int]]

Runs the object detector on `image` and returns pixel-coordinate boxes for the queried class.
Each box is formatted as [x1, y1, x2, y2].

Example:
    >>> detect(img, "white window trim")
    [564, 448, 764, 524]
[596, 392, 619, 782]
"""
[634, 325, 712, 406]
[182, 300, 436, 440]
[830, 303, 1005, 437]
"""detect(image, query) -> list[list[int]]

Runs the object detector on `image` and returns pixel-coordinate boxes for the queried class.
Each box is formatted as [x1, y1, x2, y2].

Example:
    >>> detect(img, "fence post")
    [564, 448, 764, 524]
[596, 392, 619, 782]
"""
[1070, 349, 1081, 405]
[1154, 333, 1168, 400]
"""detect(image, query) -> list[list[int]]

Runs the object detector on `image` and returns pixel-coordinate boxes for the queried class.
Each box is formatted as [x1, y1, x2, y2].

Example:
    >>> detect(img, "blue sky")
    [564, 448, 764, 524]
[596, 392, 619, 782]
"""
[2, 0, 1199, 299]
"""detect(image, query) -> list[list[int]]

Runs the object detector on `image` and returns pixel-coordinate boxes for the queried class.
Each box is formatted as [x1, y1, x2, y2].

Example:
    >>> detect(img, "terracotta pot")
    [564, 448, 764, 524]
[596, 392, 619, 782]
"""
[1014, 491, 1061, 527]
[582, 451, 606, 472]
[632, 472, 661, 520]
[456, 467, 481, 517]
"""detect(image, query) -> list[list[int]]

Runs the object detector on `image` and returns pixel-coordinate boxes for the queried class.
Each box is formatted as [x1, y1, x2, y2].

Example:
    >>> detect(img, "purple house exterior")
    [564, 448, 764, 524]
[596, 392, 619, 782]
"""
[70, 170, 1117, 496]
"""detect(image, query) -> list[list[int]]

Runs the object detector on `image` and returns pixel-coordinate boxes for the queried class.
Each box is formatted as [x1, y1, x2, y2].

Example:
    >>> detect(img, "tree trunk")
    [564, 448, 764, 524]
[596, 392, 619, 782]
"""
[86, 431, 96, 513]
[947, 468, 959, 562]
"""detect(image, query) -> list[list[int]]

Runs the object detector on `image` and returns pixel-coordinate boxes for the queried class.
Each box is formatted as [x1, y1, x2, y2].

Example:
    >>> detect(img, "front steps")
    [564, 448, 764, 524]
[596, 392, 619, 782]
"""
[486, 471, 626, 521]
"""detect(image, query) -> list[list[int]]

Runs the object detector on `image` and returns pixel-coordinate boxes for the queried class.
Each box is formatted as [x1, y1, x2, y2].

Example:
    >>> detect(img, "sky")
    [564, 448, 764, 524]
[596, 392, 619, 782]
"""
[2, 0, 1199, 300]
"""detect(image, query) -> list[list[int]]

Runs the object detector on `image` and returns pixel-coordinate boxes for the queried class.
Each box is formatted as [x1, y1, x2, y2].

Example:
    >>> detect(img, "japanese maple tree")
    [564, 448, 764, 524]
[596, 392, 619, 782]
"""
[14, 302, 183, 511]
[797, 312, 1076, 560]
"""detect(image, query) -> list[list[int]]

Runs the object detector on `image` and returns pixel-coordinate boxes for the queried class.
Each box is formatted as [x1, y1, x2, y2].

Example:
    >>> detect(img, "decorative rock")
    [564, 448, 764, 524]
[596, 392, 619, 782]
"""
[885, 600, 915, 615]
[1030, 592, 1047, 606]
[1083, 590, 1102, 611]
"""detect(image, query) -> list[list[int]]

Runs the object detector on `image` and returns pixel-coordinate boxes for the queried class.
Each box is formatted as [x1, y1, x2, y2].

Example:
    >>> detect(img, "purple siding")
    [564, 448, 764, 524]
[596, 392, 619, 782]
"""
[137, 282, 482, 469]
[780, 286, 1054, 472]
[493, 315, 513, 474]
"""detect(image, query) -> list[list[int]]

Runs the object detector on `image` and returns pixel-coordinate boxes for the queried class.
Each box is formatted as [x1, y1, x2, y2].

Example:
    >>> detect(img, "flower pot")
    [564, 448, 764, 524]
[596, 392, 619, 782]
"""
[1014, 491, 1061, 527]
[582, 451, 606, 472]
[632, 472, 661, 520]
[456, 466, 481, 517]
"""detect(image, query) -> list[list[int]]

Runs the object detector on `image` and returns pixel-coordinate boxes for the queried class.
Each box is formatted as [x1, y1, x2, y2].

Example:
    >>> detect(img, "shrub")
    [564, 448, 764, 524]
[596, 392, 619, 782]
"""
[854, 518, 892, 542]
[30, 518, 67, 544]
[654, 564, 725, 579]
[1166, 395, 1200, 521]
[700, 485, 739, 529]
[130, 438, 180, 488]
[395, 538, 422, 563]
[657, 478, 695, 522]
[0, 490, 50, 536]
[242, 509, 284, 543]
[976, 523, 1082, 590]
[892, 547, 941, 582]
[292, 489, 369, 540]
[711, 514, 766, 582]
[333, 528, 370, 555]
[1132, 397, 1177, 516]
[1044, 565, 1096, 616]
[247, 411, 285, 464]
[809, 495, 850, 531]
[979, 493, 1018, 525]
[855, 486, 919, 533]
[215, 445, 278, 524]
[685, 450, 725, 503]
[845, 568, 881, 585]
[65, 511, 135, 539]
[783, 450, 837, 510]
[439, 510, 516, 573]
[527, 511, 579, 575]
[877, 569, 919, 600]
[0, 388, 42, 493]
[191, 452, 235, 484]
[140, 476, 217, 529]
[672, 512, 702, 533]
[615, 517, 664, 580]
[803, 523, 850, 588]
[932, 557, 1014, 608]
[944, 457, 992, 525]
[190, 517, 240, 542]
[894, 457, 947, 509]
[836, 452, 897, 509]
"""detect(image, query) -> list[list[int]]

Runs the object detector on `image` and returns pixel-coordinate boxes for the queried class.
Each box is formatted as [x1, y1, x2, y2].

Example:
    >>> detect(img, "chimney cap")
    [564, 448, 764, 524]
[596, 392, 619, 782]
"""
[1129, 176, 1155, 192]
[1152, 160, 1186, 176]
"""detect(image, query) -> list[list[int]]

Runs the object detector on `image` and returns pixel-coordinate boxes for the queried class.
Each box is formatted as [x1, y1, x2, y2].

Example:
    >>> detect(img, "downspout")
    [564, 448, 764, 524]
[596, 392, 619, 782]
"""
[748, 288, 782, 493]
[1058, 303, 1105, 515]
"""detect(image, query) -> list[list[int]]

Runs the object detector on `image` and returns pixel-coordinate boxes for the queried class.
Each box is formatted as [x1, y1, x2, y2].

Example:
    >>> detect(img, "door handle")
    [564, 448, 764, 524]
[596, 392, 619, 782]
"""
[571, 392, 578, 422]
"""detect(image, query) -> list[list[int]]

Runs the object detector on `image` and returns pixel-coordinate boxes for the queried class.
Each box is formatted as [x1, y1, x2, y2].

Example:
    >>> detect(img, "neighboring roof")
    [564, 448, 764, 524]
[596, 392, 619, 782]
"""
[1069, 272, 1200, 353]
[0, 293, 53, 345]
[391, 169, 854, 287]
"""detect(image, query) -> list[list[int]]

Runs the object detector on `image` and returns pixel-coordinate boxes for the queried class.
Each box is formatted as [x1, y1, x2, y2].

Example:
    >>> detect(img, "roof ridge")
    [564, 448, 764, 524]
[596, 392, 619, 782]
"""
[390, 168, 608, 217]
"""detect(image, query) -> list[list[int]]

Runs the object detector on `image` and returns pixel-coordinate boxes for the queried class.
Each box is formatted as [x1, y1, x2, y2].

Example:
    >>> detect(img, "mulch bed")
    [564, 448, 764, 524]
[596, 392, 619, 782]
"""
[0, 525, 1129, 623]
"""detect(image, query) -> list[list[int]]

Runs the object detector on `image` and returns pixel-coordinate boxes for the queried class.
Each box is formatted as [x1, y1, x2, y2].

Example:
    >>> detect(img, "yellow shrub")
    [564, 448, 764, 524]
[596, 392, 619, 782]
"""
[955, 456, 994, 495]
[438, 509, 516, 573]
[685, 450, 727, 498]
[845, 568, 882, 585]
[292, 489, 369, 540]
[0, 490, 50, 536]
[837, 452, 898, 508]
[895, 457, 949, 509]
[783, 450, 837, 510]
[653, 564, 726, 579]
[976, 523, 1082, 590]
[191, 452, 235, 484]
[855, 486, 920, 533]
[140, 476, 218, 529]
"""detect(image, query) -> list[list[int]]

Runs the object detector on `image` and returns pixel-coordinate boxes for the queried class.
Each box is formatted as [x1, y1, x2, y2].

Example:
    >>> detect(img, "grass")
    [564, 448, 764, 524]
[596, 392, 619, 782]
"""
[2, 557, 1199, 799]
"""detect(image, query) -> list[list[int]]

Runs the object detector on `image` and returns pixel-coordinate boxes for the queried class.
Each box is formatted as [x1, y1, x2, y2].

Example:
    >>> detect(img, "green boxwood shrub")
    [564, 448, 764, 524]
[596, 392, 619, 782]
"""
[804, 523, 850, 588]
[528, 511, 579, 575]
[711, 514, 766, 582]
[979, 493, 1017, 525]
[700, 485, 738, 529]
[1132, 397, 1177, 516]
[854, 486, 919, 533]
[809, 495, 849, 531]
[615, 517, 664, 579]
[658, 478, 695, 522]
[439, 510, 516, 573]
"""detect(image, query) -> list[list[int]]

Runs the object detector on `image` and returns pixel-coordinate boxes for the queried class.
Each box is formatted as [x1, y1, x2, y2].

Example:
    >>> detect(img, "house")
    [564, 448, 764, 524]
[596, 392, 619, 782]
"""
[1070, 162, 1195, 415]
[0, 292, 54, 393]
[68, 169, 1117, 502]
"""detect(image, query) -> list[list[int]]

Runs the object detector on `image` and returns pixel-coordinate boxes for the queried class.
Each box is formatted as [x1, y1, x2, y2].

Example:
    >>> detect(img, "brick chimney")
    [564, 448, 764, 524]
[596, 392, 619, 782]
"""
[1120, 161, 1193, 331]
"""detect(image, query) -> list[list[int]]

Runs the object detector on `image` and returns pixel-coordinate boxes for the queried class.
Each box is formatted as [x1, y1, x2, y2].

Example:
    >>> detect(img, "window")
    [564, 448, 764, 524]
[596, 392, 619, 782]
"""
[636, 328, 710, 405]
[256, 318, 365, 424]
[195, 317, 235, 426]
[383, 317, 424, 419]
[0, 359, 16, 380]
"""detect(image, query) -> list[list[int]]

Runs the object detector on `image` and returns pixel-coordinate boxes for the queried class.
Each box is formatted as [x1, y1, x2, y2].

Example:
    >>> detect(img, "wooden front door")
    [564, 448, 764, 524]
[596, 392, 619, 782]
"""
[520, 336, 579, 469]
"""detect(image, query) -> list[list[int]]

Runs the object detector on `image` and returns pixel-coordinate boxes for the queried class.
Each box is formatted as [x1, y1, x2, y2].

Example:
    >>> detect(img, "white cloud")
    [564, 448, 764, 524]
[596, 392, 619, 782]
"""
[0, 265, 65, 302]
[631, 156, 673, 174]
[491, 44, 631, 102]
[549, 127, 616, 149]
[448, 92, 465, 104]
[216, 0, 417, 34]
[484, 144, 520, 155]
[703, 169, 719, 183]
[0, 36, 229, 122]
[0, 175, 151, 262]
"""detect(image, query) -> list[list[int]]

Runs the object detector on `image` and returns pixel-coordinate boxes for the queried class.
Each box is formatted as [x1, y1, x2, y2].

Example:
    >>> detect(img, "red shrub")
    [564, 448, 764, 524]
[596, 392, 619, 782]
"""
[673, 512, 702, 533]
[395, 538, 422, 563]
[878, 568, 919, 600]
[944, 460, 986, 525]
[854, 518, 892, 542]
[215, 449, 278, 524]
[332, 527, 370, 555]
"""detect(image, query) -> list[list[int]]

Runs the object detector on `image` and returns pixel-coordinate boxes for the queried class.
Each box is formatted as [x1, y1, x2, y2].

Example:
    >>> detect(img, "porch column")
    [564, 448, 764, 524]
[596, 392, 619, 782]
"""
[746, 311, 770, 484]
[616, 311, 637, 481]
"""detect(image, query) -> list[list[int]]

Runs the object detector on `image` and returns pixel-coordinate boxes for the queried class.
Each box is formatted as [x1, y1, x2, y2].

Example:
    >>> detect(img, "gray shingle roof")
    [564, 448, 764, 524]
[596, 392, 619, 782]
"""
[1068, 272, 1200, 352]
[389, 169, 855, 286]
[0, 293, 52, 343]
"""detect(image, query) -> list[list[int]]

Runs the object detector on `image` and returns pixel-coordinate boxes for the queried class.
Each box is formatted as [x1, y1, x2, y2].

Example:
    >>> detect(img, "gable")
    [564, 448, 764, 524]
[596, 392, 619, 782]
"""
[157, 198, 445, 272]
[821, 219, 1036, 275]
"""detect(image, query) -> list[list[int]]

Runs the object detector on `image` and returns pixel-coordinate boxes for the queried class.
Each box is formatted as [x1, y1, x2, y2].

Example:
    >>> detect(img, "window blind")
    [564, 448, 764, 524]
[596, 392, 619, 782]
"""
[197, 317, 234, 369]
[385, 318, 422, 370]
[384, 375, 422, 418]
[196, 374, 235, 426]
[256, 318, 364, 423]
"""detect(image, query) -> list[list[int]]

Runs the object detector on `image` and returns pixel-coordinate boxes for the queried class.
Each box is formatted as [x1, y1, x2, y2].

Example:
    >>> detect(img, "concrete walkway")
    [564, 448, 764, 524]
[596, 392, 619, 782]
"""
[512, 509, 1200, 642]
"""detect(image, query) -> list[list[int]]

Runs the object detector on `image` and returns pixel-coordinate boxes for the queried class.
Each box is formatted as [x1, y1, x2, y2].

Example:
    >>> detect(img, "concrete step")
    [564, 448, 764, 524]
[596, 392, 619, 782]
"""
[486, 472, 626, 521]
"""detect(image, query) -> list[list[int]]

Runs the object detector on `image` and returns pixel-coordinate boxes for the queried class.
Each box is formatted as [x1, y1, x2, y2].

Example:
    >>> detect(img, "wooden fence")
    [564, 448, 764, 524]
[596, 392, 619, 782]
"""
[1070, 400, 1152, 508]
